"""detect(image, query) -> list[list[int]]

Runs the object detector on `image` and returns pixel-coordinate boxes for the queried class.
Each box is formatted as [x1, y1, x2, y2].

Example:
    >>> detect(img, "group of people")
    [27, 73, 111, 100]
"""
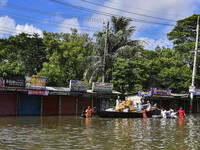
[116, 96, 187, 119]
[81, 106, 92, 118]
[116, 96, 152, 112]
[156, 107, 187, 119]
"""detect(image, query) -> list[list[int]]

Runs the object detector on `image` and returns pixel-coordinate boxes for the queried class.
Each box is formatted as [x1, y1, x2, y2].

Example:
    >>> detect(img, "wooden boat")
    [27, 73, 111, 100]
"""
[98, 109, 156, 118]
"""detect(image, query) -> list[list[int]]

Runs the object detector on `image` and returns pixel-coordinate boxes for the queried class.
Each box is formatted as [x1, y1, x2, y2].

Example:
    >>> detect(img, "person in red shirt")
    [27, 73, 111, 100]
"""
[177, 107, 187, 119]
[141, 108, 147, 118]
[86, 106, 92, 118]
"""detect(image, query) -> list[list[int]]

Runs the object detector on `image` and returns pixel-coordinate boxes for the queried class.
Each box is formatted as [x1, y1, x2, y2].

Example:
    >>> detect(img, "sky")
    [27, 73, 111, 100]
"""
[0, 0, 199, 50]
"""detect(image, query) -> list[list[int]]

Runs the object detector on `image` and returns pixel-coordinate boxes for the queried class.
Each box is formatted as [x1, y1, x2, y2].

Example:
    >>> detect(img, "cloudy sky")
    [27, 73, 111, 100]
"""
[0, 0, 199, 49]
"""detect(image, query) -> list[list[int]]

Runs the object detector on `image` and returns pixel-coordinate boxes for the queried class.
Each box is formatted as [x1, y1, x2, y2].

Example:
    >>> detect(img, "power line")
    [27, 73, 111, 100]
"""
[80, 0, 176, 22]
[5, 2, 106, 23]
[50, 0, 175, 26]
[97, 0, 186, 17]
[0, 13, 101, 34]
[0, 10, 102, 31]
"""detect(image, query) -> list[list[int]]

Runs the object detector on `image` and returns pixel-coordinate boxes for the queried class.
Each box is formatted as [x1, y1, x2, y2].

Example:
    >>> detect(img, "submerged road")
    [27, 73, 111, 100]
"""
[0, 114, 199, 149]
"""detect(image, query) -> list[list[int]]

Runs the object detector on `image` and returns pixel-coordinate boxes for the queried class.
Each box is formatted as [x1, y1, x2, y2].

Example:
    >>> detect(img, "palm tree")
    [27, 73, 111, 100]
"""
[111, 16, 133, 34]
[84, 16, 142, 83]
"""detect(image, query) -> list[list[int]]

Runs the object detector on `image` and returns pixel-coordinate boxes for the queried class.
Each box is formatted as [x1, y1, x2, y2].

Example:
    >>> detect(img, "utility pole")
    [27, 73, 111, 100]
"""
[102, 21, 109, 83]
[190, 16, 199, 114]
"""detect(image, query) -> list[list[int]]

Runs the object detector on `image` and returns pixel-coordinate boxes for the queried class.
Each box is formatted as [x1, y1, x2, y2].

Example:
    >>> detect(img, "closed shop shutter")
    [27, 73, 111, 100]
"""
[19, 94, 41, 116]
[0, 93, 17, 116]
[61, 96, 76, 115]
[93, 98, 100, 110]
[42, 96, 59, 116]
[77, 98, 92, 115]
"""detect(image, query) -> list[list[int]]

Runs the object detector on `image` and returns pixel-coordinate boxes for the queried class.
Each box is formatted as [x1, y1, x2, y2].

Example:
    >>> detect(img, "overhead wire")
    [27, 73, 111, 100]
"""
[0, 10, 102, 31]
[0, 12, 101, 33]
[80, 0, 177, 22]
[97, 0, 187, 17]
[0, 1, 175, 39]
[4, 2, 106, 23]
[50, 0, 176, 26]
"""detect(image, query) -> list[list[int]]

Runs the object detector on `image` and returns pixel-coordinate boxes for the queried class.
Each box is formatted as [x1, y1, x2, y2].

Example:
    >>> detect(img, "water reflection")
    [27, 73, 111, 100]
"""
[0, 114, 199, 149]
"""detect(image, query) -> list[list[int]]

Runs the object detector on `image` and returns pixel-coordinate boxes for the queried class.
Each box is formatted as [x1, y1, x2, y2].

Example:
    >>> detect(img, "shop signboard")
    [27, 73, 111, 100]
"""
[28, 90, 49, 95]
[26, 76, 46, 90]
[4, 77, 25, 88]
[138, 90, 152, 97]
[189, 86, 196, 93]
[152, 88, 171, 95]
[194, 89, 200, 95]
[92, 82, 113, 93]
[69, 80, 88, 92]
[0, 77, 4, 87]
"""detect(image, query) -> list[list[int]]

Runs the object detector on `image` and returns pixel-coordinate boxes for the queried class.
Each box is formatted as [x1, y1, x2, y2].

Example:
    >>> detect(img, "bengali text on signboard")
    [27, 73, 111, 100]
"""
[4, 77, 25, 88]
[138, 90, 152, 97]
[69, 80, 88, 92]
[26, 76, 46, 89]
[92, 82, 113, 93]
[28, 90, 49, 95]
[152, 88, 171, 95]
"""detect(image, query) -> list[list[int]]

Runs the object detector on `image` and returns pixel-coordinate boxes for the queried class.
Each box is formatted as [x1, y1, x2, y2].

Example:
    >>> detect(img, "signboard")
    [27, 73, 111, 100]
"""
[152, 88, 171, 95]
[4, 77, 25, 88]
[69, 80, 88, 92]
[0, 77, 4, 87]
[189, 86, 196, 93]
[138, 90, 152, 97]
[28, 90, 49, 95]
[92, 82, 113, 93]
[194, 89, 200, 95]
[26, 76, 46, 89]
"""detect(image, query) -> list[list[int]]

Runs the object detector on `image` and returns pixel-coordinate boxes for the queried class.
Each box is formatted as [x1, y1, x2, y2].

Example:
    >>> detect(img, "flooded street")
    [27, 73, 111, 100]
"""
[0, 114, 199, 149]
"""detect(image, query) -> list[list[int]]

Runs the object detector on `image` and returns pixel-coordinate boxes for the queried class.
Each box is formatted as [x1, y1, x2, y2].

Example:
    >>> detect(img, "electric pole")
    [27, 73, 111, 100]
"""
[190, 16, 199, 114]
[102, 21, 109, 83]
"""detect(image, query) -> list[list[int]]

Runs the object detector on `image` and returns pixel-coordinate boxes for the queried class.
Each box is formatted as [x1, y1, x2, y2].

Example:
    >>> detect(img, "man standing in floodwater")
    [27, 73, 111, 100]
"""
[177, 107, 187, 119]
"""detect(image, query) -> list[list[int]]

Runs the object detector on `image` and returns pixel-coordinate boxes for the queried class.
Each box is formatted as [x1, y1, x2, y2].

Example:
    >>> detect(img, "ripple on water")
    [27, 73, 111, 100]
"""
[0, 115, 199, 149]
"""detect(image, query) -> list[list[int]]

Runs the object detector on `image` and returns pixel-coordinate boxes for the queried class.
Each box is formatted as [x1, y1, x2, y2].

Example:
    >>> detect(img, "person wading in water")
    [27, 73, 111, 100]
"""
[86, 106, 92, 118]
[177, 107, 187, 119]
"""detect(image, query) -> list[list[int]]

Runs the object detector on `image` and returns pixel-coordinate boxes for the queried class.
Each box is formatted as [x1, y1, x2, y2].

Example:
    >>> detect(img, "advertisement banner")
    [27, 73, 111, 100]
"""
[0, 77, 4, 87]
[194, 89, 200, 95]
[92, 82, 113, 93]
[138, 90, 152, 97]
[28, 90, 49, 95]
[4, 77, 25, 88]
[189, 86, 196, 93]
[26, 76, 46, 89]
[69, 80, 88, 92]
[152, 88, 171, 95]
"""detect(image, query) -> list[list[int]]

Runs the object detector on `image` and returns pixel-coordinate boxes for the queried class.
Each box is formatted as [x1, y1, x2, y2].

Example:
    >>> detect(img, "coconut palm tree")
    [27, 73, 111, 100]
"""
[84, 16, 142, 83]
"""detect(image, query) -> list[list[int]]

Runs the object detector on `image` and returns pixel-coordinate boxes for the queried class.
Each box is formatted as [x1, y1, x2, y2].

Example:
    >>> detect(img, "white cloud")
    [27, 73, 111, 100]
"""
[15, 24, 43, 36]
[0, 16, 43, 37]
[57, 18, 81, 33]
[0, 0, 7, 6]
[139, 37, 173, 50]
[83, 0, 198, 47]
[0, 16, 15, 38]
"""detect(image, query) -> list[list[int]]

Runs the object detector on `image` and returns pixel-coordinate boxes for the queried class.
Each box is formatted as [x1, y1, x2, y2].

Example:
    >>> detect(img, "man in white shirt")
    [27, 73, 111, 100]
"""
[116, 96, 122, 106]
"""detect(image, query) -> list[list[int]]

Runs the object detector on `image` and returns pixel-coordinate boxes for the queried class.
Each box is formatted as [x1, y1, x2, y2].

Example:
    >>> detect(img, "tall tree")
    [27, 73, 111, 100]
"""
[84, 16, 141, 83]
[167, 14, 200, 88]
[38, 29, 93, 86]
[0, 33, 46, 77]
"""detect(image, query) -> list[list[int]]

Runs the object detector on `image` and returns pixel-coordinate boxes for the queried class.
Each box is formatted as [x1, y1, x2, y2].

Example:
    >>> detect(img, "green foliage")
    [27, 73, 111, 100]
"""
[0, 15, 197, 94]
[0, 33, 46, 77]
[38, 29, 93, 86]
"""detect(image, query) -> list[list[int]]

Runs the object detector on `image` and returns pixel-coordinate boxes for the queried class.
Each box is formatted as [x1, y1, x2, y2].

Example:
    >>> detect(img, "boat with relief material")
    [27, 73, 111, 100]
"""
[99, 109, 156, 118]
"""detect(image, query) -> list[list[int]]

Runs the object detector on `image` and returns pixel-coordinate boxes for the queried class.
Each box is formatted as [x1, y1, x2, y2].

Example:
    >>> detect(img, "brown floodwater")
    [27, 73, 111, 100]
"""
[0, 114, 199, 149]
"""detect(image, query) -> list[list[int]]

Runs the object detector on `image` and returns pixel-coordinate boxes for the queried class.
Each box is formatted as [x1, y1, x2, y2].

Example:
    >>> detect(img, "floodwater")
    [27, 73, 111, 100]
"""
[0, 114, 200, 150]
